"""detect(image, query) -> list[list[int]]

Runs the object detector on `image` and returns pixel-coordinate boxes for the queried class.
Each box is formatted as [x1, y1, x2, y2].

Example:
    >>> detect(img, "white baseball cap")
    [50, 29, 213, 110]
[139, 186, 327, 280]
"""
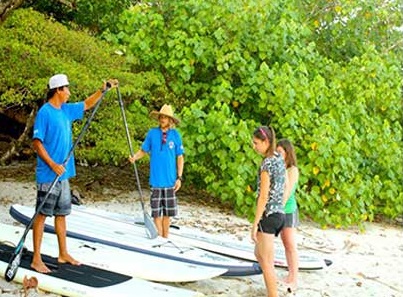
[48, 74, 69, 89]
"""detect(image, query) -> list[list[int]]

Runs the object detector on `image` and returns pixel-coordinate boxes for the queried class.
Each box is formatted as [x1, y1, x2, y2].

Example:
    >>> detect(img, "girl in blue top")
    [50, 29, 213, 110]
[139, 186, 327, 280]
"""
[251, 126, 286, 297]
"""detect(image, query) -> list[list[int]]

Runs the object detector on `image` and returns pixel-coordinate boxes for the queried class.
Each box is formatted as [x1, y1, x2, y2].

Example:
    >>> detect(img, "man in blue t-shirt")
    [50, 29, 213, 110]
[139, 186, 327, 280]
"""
[31, 74, 118, 273]
[129, 104, 184, 238]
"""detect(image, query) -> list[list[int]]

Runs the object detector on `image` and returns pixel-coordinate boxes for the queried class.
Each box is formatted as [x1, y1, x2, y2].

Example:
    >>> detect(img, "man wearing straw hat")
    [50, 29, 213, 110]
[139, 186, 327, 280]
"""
[129, 104, 184, 238]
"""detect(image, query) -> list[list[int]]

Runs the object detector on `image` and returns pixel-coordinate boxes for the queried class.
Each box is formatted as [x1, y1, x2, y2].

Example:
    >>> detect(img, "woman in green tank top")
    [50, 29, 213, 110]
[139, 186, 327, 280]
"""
[277, 139, 299, 293]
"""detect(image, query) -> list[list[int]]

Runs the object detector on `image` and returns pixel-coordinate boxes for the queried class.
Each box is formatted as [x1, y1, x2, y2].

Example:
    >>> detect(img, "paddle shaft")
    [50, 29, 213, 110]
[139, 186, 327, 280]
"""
[116, 87, 146, 209]
[116, 87, 158, 239]
[5, 87, 109, 282]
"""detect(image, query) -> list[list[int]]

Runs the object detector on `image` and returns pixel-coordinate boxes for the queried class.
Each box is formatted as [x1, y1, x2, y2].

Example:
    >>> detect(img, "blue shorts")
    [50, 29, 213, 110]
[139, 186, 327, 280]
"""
[150, 187, 178, 218]
[258, 212, 285, 236]
[36, 180, 71, 216]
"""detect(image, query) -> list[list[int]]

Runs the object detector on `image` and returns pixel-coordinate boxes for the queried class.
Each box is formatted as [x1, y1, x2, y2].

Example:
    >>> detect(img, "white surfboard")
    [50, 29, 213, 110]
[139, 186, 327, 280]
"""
[0, 222, 226, 283]
[10, 204, 262, 277]
[0, 225, 202, 297]
[70, 205, 332, 270]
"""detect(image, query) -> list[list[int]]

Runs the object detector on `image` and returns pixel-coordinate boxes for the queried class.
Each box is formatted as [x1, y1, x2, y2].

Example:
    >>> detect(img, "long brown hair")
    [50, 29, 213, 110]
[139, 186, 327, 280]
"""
[277, 139, 297, 168]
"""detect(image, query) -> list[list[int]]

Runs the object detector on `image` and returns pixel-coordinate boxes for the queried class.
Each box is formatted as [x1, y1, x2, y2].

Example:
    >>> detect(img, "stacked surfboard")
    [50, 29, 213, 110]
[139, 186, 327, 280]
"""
[10, 204, 262, 277]
[0, 223, 203, 297]
[68, 204, 333, 270]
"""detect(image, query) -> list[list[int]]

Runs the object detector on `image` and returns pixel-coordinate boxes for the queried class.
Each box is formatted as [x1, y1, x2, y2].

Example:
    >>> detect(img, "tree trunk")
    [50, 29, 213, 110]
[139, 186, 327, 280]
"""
[0, 0, 25, 23]
[0, 105, 36, 164]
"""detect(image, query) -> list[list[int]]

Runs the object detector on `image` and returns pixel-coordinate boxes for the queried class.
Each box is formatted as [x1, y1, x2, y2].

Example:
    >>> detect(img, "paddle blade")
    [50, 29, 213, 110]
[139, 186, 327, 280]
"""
[4, 249, 22, 282]
[144, 213, 159, 239]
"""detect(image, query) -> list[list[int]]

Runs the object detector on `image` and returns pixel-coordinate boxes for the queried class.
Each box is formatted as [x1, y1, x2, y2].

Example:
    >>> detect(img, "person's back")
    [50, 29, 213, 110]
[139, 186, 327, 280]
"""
[277, 138, 300, 293]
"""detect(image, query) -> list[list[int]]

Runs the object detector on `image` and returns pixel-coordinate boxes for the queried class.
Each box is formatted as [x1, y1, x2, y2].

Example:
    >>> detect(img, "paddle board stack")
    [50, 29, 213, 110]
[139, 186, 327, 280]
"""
[10, 204, 262, 277]
[0, 224, 202, 297]
[69, 204, 333, 270]
[0, 223, 226, 283]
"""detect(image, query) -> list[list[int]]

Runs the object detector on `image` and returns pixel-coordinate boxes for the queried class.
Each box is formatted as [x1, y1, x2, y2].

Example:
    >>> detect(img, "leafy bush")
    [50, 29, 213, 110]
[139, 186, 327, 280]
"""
[0, 8, 164, 167]
[106, 0, 402, 228]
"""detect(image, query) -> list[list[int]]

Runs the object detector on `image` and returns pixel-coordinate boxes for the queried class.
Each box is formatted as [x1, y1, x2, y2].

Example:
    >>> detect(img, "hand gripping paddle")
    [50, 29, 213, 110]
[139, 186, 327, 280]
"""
[4, 85, 110, 282]
[116, 86, 158, 239]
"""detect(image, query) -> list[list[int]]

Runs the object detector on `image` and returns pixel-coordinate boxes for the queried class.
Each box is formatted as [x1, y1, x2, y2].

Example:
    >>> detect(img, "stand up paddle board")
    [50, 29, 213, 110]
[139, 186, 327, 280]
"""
[0, 228, 201, 297]
[70, 205, 333, 270]
[10, 204, 262, 276]
[0, 222, 226, 282]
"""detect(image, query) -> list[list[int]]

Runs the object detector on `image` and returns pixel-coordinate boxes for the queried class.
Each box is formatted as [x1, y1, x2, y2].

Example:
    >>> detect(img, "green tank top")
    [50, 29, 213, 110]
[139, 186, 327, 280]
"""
[284, 178, 298, 214]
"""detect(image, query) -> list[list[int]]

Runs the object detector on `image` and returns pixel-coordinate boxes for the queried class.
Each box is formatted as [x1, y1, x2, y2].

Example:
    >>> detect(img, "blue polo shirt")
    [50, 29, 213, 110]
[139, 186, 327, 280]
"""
[141, 127, 184, 188]
[33, 102, 84, 183]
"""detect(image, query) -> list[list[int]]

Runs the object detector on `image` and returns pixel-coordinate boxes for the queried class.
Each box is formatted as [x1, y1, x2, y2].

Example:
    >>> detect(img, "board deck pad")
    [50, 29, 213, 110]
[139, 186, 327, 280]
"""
[0, 243, 131, 288]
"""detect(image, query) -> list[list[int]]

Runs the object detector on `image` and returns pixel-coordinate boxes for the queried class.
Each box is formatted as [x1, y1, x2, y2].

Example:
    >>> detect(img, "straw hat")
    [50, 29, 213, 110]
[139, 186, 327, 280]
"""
[150, 104, 180, 124]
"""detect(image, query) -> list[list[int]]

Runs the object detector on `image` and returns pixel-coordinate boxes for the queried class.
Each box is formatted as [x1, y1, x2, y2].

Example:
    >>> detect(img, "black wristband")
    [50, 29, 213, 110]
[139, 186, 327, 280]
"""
[177, 176, 183, 181]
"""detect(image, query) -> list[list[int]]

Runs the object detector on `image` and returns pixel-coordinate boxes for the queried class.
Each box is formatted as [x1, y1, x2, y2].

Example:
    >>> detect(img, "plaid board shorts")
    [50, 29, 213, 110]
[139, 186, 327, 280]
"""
[36, 179, 71, 216]
[150, 187, 178, 218]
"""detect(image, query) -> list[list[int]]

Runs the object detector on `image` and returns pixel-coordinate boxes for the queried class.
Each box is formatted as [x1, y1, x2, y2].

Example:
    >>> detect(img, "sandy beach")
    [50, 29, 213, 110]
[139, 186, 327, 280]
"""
[1, 176, 402, 297]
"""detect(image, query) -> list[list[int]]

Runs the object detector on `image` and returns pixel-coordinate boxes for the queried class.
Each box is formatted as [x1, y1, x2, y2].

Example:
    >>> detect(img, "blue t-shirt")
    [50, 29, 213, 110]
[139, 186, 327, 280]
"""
[141, 127, 184, 188]
[33, 102, 84, 183]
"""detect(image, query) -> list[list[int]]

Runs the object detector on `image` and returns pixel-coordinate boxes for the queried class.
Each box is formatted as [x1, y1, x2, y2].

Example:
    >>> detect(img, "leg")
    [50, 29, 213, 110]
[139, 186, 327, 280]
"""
[161, 188, 177, 238]
[281, 226, 298, 288]
[55, 215, 80, 265]
[153, 216, 163, 236]
[161, 216, 170, 238]
[31, 213, 51, 273]
[255, 232, 278, 297]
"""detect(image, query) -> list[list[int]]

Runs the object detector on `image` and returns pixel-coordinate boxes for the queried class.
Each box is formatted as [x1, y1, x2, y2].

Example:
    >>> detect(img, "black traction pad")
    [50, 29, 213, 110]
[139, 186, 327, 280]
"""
[0, 243, 132, 288]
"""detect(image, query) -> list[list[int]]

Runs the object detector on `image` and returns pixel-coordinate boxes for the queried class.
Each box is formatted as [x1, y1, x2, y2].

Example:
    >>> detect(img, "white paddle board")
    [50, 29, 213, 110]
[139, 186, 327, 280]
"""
[0, 226, 202, 297]
[70, 205, 332, 270]
[0, 222, 226, 282]
[10, 204, 262, 276]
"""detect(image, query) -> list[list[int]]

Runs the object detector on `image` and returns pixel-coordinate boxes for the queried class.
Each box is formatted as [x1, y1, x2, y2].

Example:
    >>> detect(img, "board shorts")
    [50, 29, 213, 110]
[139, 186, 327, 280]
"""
[150, 187, 178, 218]
[284, 209, 299, 228]
[36, 179, 71, 216]
[258, 212, 285, 237]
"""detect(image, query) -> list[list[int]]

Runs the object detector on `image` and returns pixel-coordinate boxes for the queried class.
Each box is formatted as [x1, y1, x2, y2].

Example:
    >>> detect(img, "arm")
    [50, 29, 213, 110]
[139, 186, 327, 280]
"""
[84, 79, 119, 111]
[283, 166, 299, 204]
[174, 154, 184, 192]
[128, 149, 147, 163]
[32, 139, 65, 176]
[251, 170, 270, 243]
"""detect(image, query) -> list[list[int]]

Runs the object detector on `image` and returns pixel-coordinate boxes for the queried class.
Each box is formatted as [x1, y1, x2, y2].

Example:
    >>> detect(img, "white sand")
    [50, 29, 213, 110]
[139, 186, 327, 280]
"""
[0, 179, 402, 297]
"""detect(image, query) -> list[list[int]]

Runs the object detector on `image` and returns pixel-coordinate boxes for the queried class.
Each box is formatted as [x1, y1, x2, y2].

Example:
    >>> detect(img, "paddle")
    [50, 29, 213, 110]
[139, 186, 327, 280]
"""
[4, 85, 110, 282]
[116, 86, 159, 239]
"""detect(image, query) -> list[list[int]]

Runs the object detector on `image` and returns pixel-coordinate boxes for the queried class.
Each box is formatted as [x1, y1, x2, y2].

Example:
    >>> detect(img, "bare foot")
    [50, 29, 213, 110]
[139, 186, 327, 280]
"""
[58, 253, 81, 265]
[31, 260, 51, 273]
[280, 277, 297, 293]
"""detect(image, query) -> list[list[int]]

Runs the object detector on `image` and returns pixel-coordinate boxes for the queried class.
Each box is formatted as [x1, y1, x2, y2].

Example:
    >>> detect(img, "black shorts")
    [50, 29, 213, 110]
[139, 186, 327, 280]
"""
[258, 212, 285, 236]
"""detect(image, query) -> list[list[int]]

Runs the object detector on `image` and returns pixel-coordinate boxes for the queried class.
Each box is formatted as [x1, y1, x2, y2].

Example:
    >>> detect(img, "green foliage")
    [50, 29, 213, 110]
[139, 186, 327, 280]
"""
[23, 0, 135, 34]
[299, 0, 403, 61]
[107, 0, 402, 228]
[0, 8, 163, 168]
[181, 100, 259, 220]
[2, 2, 402, 229]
